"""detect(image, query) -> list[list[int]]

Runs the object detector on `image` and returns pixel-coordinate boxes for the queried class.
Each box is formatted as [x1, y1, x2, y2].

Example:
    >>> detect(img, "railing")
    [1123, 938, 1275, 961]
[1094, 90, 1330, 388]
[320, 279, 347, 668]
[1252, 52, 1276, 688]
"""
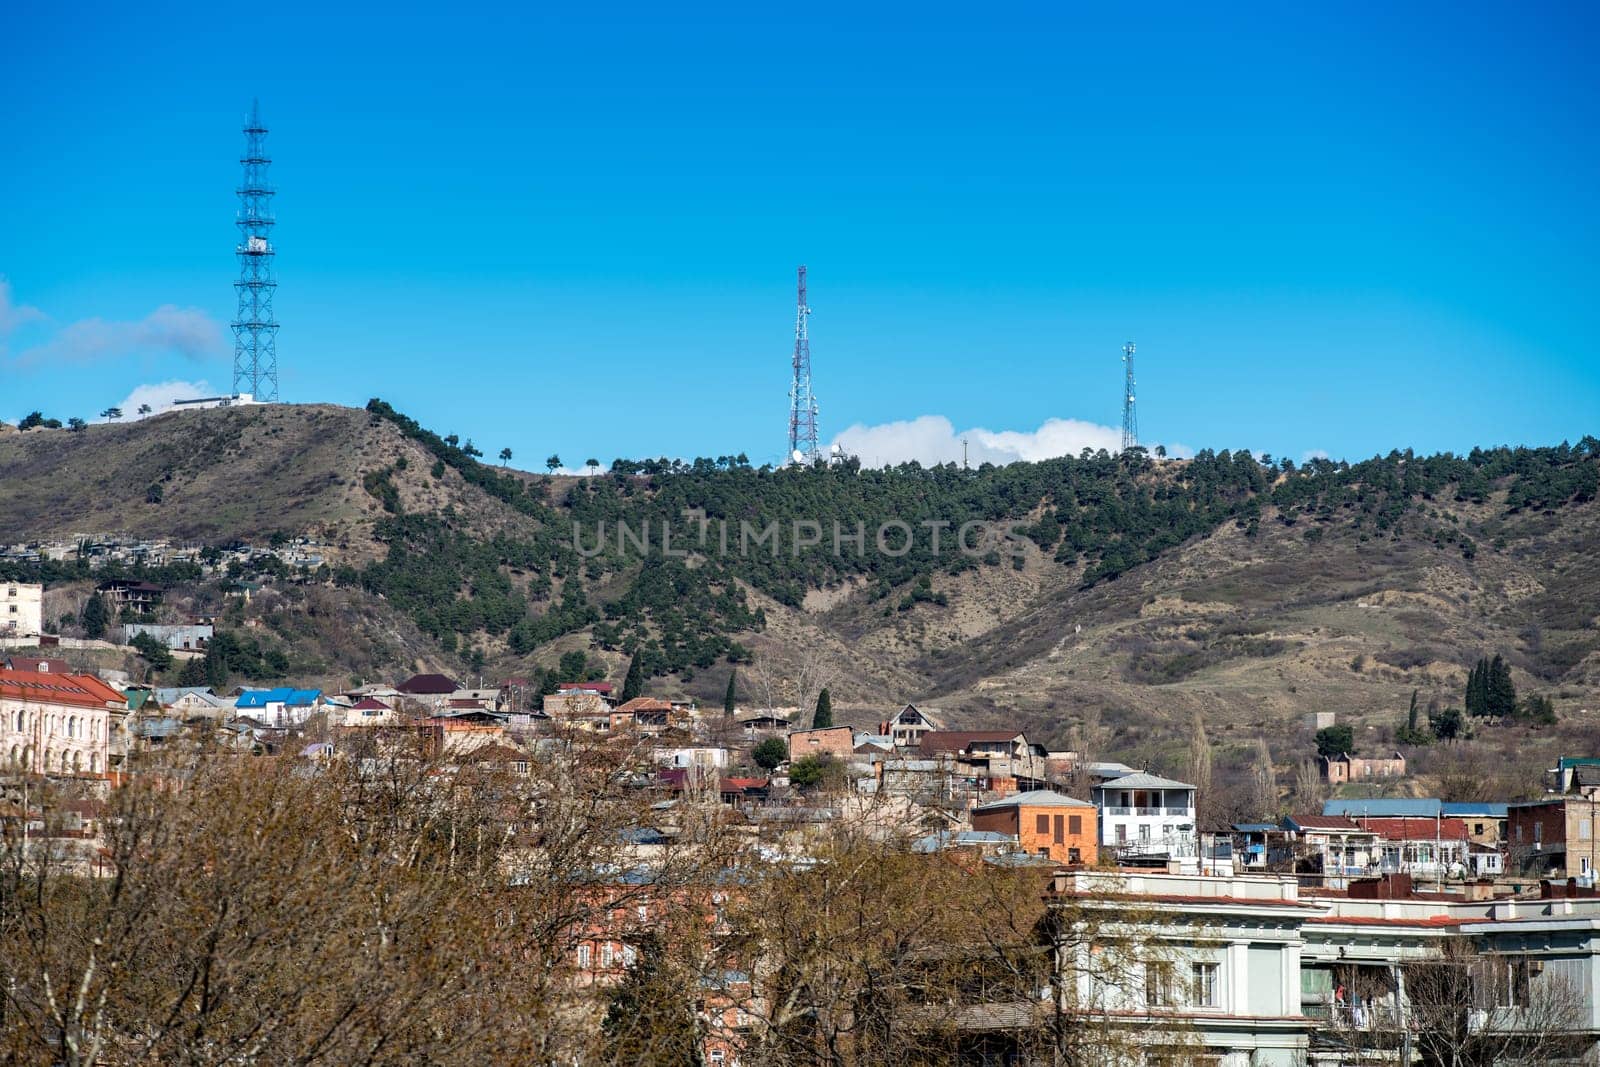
[1102, 807, 1194, 818]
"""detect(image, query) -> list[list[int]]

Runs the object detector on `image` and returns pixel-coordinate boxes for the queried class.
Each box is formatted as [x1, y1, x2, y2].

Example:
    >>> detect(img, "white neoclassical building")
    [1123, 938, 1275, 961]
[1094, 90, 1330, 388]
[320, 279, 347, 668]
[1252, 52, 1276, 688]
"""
[0, 669, 126, 776]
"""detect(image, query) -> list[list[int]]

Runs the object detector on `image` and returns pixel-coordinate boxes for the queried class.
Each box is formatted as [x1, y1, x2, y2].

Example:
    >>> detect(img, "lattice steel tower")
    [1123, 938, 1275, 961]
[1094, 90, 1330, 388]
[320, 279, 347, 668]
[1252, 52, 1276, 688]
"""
[786, 265, 819, 463]
[232, 100, 278, 401]
[1121, 341, 1138, 451]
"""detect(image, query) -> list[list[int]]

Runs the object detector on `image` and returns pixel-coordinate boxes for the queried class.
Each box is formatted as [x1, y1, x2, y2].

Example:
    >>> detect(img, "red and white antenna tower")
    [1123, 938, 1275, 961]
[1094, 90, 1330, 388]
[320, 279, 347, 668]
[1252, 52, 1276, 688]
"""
[786, 266, 819, 464]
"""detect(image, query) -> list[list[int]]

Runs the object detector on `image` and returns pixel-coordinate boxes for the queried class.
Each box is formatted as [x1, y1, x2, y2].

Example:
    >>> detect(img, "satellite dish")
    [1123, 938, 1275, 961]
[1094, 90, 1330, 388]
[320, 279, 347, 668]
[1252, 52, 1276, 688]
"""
[791, 449, 806, 464]
[830, 443, 843, 456]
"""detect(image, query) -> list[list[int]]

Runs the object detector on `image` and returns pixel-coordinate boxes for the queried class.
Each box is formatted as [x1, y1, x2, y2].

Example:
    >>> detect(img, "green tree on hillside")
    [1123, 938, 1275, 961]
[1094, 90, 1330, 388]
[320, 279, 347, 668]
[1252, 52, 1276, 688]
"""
[812, 687, 833, 729]
[723, 670, 738, 716]
[81, 594, 108, 640]
[546, 454, 562, 473]
[1397, 690, 1432, 745]
[131, 631, 174, 673]
[1432, 707, 1464, 741]
[1314, 725, 1354, 759]
[100, 407, 123, 421]
[752, 737, 787, 771]
[498, 447, 512, 466]
[1466, 655, 1517, 719]
[67, 417, 86, 432]
[620, 652, 644, 702]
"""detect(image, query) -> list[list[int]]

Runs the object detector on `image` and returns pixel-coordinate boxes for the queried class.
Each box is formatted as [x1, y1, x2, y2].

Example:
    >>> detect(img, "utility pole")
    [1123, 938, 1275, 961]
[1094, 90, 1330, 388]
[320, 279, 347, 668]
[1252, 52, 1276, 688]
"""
[962, 437, 969, 470]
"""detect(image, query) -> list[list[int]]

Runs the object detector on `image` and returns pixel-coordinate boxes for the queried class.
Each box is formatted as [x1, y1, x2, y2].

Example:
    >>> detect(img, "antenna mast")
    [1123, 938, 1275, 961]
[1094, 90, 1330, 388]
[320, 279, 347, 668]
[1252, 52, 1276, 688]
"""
[1121, 341, 1138, 451]
[232, 99, 279, 401]
[787, 266, 819, 463]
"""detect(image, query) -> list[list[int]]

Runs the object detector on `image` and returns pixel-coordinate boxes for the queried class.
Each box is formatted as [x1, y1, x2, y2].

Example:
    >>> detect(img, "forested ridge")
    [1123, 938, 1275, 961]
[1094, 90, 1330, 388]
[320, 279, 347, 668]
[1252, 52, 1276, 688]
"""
[352, 400, 1600, 679]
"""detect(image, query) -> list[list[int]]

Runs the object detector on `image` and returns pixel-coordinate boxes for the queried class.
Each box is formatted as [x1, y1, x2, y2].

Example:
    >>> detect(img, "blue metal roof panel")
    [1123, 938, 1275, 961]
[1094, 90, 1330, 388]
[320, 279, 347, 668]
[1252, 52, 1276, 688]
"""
[1324, 798, 1442, 818]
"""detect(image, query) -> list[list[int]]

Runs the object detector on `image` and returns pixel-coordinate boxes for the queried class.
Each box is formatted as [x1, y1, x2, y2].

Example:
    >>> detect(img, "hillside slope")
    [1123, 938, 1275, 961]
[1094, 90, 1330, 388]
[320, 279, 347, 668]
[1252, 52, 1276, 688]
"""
[3, 404, 1596, 767]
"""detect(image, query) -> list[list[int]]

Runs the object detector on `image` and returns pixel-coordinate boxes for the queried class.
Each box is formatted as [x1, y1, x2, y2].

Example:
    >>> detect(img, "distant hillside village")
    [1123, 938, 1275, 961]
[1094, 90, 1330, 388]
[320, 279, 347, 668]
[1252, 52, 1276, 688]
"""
[8, 585, 1600, 1064]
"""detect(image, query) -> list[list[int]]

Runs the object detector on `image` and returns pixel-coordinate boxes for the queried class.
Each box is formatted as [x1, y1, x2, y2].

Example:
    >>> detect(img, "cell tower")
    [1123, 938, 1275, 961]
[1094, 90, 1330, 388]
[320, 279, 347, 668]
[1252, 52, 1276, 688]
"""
[786, 265, 819, 464]
[1121, 341, 1138, 451]
[232, 100, 279, 402]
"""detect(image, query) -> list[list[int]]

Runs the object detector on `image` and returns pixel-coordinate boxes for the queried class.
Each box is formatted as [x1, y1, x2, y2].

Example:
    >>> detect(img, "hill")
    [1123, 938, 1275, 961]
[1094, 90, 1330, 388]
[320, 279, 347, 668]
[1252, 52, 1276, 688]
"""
[3, 402, 1598, 785]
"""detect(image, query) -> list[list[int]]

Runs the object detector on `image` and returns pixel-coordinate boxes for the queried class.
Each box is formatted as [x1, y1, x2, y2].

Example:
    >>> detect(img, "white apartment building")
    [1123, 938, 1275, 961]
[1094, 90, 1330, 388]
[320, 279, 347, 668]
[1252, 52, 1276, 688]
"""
[1, 582, 43, 638]
[1049, 869, 1324, 1066]
[1092, 771, 1198, 860]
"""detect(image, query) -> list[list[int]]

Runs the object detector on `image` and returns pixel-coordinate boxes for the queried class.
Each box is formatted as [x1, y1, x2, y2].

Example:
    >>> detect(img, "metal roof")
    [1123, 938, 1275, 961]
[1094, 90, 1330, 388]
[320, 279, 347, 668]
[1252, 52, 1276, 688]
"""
[974, 789, 1094, 811]
[1325, 798, 1442, 818]
[1095, 772, 1195, 792]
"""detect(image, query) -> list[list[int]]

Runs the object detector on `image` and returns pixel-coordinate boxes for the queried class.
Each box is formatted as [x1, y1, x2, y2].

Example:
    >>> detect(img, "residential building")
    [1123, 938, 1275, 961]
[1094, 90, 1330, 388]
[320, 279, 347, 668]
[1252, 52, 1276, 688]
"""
[121, 622, 213, 651]
[1281, 815, 1380, 885]
[1048, 869, 1324, 1066]
[396, 672, 461, 697]
[787, 725, 855, 763]
[233, 687, 322, 728]
[878, 703, 943, 748]
[334, 697, 397, 727]
[915, 730, 1049, 796]
[970, 789, 1097, 864]
[1508, 796, 1600, 880]
[4, 656, 69, 674]
[94, 579, 164, 614]
[0, 670, 126, 776]
[1091, 772, 1198, 860]
[1, 582, 43, 637]
[1320, 750, 1407, 784]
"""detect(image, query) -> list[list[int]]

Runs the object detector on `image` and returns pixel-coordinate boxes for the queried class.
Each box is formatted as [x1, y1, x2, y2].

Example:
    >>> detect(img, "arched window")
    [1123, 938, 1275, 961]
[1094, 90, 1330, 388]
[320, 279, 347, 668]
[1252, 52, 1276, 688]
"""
[68, 716, 78, 739]
[90, 752, 100, 774]
[72, 751, 82, 773]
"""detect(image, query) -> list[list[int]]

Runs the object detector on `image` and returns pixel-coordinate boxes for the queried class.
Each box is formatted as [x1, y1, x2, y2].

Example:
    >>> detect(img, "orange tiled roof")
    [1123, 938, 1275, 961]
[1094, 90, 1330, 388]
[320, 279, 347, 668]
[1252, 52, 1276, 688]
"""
[0, 671, 123, 709]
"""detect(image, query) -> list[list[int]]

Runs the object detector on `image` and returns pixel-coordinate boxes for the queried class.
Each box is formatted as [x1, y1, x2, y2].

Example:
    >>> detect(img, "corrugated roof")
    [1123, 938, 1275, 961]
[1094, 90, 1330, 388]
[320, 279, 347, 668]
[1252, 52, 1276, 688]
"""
[974, 789, 1093, 811]
[1325, 799, 1442, 818]
[1441, 802, 1509, 817]
[1096, 772, 1195, 792]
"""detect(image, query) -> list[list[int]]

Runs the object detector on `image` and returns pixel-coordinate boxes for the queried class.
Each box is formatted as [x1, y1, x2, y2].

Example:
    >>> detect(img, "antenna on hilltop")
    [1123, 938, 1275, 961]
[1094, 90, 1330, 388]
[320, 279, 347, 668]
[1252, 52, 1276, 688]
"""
[787, 266, 819, 464]
[232, 99, 279, 402]
[1121, 341, 1138, 452]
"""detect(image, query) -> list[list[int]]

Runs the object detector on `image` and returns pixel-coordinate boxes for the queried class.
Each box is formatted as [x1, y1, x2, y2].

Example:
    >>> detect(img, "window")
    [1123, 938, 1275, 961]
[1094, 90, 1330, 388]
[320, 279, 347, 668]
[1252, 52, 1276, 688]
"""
[1145, 962, 1174, 1006]
[1069, 815, 1082, 836]
[600, 944, 615, 968]
[577, 944, 591, 968]
[1582, 819, 1592, 841]
[1191, 962, 1219, 1007]
[1068, 847, 1081, 864]
[1036, 813, 1049, 835]
[1054, 814, 1065, 844]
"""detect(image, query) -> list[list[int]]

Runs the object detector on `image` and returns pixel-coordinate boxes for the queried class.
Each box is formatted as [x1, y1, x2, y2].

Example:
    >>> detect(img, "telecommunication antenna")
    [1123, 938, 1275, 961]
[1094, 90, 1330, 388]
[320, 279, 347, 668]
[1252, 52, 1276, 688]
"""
[232, 99, 279, 401]
[786, 266, 819, 464]
[1120, 341, 1138, 451]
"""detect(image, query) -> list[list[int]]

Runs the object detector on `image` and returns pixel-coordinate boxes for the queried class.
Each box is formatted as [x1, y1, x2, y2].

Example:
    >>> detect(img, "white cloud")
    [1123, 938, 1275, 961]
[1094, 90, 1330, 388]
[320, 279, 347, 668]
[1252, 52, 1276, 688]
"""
[0, 277, 46, 338]
[1300, 449, 1330, 464]
[109, 380, 217, 420]
[8, 303, 225, 367]
[829, 415, 1189, 468]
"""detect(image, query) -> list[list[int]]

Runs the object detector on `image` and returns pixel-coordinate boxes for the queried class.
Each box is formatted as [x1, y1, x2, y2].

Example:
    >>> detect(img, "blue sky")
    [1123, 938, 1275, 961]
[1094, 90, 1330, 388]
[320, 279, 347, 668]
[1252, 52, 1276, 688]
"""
[3, 2, 1596, 468]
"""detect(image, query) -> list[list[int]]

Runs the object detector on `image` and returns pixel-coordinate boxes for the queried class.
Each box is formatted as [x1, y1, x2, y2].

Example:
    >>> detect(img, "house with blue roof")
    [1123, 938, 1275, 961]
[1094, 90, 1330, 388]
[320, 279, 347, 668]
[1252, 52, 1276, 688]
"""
[234, 687, 322, 728]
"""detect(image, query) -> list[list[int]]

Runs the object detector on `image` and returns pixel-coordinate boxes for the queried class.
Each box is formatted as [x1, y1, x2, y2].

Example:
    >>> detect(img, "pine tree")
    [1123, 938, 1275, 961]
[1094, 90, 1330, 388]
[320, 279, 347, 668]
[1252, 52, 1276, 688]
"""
[723, 670, 738, 717]
[81, 593, 108, 640]
[598, 934, 704, 1065]
[620, 652, 645, 703]
[812, 687, 833, 729]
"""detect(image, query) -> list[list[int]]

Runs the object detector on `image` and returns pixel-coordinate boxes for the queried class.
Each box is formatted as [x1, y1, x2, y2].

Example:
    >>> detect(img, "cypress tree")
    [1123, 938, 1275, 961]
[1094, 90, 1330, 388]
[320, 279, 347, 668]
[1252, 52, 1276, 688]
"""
[1465, 659, 1487, 717]
[723, 670, 738, 716]
[81, 593, 108, 640]
[620, 652, 645, 703]
[1488, 654, 1518, 719]
[812, 687, 833, 729]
